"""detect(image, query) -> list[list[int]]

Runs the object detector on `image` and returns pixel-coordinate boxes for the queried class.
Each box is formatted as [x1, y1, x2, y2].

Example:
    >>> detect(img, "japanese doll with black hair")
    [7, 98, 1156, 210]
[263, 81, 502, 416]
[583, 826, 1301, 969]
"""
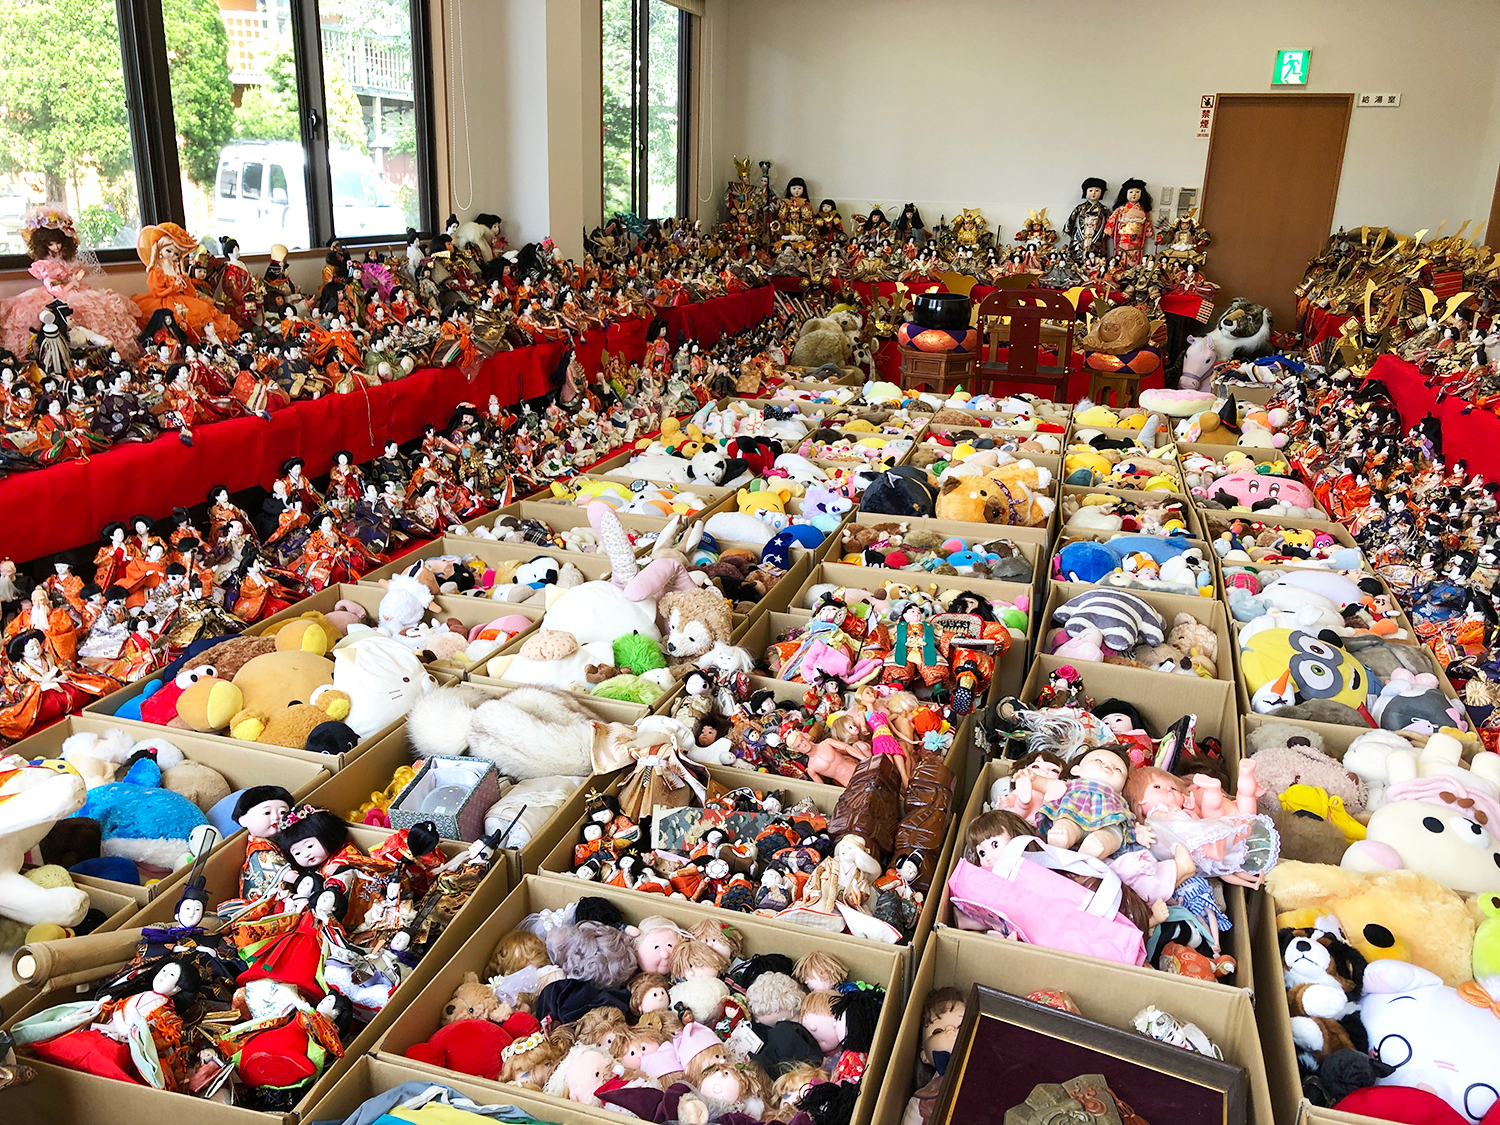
[1105, 179, 1155, 266]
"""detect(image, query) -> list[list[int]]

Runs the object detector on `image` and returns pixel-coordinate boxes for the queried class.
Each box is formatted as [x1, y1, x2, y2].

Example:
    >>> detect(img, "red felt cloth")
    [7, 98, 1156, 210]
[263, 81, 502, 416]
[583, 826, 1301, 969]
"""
[28, 1028, 142, 1084]
[0, 288, 771, 563]
[1333, 1085, 1470, 1125]
[1368, 353, 1500, 478]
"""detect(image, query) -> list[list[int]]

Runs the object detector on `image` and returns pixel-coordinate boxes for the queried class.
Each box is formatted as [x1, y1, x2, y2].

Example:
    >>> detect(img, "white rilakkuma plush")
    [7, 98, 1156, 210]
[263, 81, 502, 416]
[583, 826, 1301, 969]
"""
[0, 756, 91, 927]
[1360, 959, 1500, 1122]
[333, 633, 437, 738]
[407, 685, 637, 780]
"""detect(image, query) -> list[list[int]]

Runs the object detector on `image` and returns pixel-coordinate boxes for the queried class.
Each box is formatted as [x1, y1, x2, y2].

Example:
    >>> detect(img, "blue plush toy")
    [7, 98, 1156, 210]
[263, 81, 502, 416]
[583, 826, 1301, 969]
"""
[76, 755, 208, 872]
[761, 524, 825, 569]
[1056, 540, 1118, 583]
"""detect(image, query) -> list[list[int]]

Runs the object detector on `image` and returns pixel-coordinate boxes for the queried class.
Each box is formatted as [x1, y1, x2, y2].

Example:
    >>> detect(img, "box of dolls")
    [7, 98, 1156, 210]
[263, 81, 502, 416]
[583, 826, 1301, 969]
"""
[3, 712, 330, 904]
[374, 874, 905, 1125]
[308, 1055, 610, 1125]
[308, 685, 652, 875]
[0, 882, 142, 1020]
[529, 752, 960, 968]
[248, 582, 546, 680]
[1041, 580, 1236, 685]
[932, 759, 1254, 993]
[2, 809, 512, 1121]
[1058, 484, 1205, 546]
[871, 929, 1274, 1125]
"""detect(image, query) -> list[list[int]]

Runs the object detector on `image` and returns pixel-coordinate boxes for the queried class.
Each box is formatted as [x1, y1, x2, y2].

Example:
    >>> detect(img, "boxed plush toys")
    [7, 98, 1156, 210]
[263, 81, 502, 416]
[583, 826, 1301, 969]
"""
[1040, 581, 1235, 684]
[374, 876, 903, 1125]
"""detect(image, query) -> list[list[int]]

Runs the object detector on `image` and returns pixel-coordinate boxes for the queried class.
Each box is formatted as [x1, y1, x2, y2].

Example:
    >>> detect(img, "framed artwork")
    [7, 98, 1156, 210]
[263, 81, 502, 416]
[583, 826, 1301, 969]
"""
[931, 985, 1247, 1125]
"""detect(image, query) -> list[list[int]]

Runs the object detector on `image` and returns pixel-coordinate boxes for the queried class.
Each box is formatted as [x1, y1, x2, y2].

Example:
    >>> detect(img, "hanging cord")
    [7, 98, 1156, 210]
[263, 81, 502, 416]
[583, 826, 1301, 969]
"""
[448, 0, 474, 212]
[696, 10, 714, 203]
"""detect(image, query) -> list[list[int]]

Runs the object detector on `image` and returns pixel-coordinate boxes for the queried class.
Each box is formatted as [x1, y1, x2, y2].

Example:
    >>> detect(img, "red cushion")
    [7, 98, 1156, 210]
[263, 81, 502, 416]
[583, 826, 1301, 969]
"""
[1334, 1086, 1468, 1125]
[29, 1029, 142, 1084]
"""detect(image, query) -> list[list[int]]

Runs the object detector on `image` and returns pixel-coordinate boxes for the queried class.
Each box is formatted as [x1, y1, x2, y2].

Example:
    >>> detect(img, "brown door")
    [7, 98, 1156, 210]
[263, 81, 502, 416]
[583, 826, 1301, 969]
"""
[1201, 93, 1352, 328]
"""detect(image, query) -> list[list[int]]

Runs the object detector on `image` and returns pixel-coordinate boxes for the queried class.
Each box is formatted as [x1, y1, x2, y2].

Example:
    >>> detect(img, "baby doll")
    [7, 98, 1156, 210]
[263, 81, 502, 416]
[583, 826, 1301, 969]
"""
[632, 915, 689, 974]
[1093, 698, 1155, 768]
[1122, 765, 1279, 887]
[1034, 746, 1137, 858]
[793, 950, 849, 993]
[987, 749, 1067, 824]
[556, 921, 639, 990]
[629, 972, 671, 1017]
[962, 808, 1040, 870]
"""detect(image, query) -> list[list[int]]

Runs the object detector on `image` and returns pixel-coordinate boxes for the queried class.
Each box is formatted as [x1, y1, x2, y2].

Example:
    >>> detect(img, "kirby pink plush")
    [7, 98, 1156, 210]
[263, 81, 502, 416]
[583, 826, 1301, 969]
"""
[1196, 469, 1317, 513]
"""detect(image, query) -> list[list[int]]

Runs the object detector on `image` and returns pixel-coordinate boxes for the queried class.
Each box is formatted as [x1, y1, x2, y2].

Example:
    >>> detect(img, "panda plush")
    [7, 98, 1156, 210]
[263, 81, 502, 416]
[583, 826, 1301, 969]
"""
[685, 448, 751, 487]
[513, 555, 561, 589]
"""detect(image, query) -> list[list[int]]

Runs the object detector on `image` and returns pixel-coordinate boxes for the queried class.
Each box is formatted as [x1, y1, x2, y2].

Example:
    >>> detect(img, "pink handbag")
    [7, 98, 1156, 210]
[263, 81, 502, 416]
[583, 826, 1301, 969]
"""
[946, 838, 1147, 966]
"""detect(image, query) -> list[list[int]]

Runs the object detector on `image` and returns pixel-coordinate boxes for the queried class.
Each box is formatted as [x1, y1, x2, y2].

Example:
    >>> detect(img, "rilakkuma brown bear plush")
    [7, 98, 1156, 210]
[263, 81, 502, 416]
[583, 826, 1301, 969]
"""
[234, 689, 354, 750]
[442, 970, 514, 1025]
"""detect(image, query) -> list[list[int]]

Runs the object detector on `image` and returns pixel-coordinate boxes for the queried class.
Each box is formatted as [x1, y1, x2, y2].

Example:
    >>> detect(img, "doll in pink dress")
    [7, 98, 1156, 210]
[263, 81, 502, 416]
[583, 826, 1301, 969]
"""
[1121, 764, 1278, 888]
[0, 206, 143, 361]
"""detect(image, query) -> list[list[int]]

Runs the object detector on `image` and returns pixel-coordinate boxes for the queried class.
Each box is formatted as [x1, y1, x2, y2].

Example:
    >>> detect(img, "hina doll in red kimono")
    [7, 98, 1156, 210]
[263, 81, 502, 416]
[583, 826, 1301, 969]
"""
[0, 628, 119, 740]
[1105, 180, 1154, 267]
[230, 556, 298, 623]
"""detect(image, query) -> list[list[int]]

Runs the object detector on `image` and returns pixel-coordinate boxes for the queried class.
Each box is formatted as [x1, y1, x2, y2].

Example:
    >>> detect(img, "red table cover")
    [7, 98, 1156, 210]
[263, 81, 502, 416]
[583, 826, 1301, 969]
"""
[1368, 353, 1500, 478]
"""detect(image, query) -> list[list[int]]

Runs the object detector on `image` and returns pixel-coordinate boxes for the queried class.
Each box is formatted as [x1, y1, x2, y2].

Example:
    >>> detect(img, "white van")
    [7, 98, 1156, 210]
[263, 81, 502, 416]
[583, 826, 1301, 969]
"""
[211, 141, 401, 250]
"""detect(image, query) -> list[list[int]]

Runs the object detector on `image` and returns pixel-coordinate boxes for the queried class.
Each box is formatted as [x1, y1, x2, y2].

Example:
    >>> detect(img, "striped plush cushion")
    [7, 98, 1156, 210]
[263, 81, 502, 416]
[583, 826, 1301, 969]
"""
[1053, 588, 1165, 650]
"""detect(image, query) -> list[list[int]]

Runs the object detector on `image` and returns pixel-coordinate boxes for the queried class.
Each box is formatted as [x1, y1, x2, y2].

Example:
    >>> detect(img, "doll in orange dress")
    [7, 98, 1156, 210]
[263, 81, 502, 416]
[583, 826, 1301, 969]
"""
[122, 542, 170, 608]
[230, 556, 297, 623]
[1105, 180, 1154, 267]
[132, 223, 239, 345]
[0, 629, 119, 740]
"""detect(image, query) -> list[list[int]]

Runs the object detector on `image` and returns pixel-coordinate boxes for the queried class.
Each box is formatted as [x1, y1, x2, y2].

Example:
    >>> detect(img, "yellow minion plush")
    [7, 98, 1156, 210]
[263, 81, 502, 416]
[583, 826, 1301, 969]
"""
[1240, 628, 1371, 715]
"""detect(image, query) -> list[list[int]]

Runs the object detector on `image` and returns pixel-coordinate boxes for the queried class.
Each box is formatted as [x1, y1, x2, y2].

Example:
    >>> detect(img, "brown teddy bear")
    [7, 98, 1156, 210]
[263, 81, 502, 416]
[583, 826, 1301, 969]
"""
[442, 971, 514, 1025]
[1167, 613, 1218, 677]
[232, 687, 353, 749]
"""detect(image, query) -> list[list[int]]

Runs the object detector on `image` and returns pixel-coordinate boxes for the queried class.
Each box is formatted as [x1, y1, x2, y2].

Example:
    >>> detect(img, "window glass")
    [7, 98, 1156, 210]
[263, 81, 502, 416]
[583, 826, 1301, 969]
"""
[600, 0, 687, 220]
[218, 164, 239, 199]
[601, 0, 634, 218]
[319, 0, 420, 237]
[645, 0, 682, 219]
[174, 0, 312, 251]
[0, 0, 144, 254]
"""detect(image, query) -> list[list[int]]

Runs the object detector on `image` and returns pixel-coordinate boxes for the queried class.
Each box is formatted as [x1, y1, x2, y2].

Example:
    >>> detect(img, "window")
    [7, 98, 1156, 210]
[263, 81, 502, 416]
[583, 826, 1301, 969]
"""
[602, 0, 691, 220]
[0, 0, 144, 256]
[0, 0, 437, 269]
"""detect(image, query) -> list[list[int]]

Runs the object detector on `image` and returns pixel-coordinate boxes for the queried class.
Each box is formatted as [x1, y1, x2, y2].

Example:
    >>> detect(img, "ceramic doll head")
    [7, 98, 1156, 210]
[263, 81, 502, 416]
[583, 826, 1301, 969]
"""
[276, 805, 349, 871]
[175, 879, 208, 929]
[234, 786, 294, 839]
[963, 808, 1038, 867]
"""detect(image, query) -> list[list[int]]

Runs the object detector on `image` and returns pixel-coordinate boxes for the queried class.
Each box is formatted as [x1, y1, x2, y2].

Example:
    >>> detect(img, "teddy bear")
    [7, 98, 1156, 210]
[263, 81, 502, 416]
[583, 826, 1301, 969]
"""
[1246, 722, 1368, 816]
[789, 309, 861, 370]
[234, 688, 356, 753]
[442, 970, 514, 1025]
[1166, 613, 1218, 677]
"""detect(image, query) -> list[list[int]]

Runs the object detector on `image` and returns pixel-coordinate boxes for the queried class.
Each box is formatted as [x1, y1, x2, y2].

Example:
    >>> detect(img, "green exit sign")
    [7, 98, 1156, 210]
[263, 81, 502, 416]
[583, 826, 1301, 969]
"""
[1274, 49, 1311, 85]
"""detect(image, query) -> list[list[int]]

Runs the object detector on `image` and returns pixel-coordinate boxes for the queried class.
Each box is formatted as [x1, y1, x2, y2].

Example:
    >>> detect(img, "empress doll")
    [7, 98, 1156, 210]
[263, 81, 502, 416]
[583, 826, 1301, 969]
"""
[0, 206, 142, 360]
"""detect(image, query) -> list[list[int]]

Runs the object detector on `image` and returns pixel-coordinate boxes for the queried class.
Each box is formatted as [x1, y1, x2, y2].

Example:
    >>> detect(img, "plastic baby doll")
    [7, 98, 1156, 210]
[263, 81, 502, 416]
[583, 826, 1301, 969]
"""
[1034, 746, 1138, 858]
[855, 685, 911, 788]
[1122, 765, 1279, 888]
[987, 749, 1067, 824]
[1093, 698, 1156, 769]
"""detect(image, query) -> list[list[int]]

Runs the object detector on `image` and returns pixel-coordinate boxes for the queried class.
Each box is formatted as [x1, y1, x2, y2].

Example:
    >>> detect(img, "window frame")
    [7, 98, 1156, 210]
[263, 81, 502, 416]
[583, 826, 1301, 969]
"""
[601, 0, 693, 221]
[0, 0, 438, 272]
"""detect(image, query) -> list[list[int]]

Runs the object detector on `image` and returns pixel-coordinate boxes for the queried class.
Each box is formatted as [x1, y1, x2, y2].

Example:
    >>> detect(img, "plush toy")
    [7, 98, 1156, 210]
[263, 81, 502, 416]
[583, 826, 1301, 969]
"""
[1052, 588, 1165, 652]
[1343, 744, 1500, 894]
[1246, 723, 1368, 816]
[659, 589, 735, 666]
[378, 564, 441, 636]
[542, 581, 662, 647]
[1240, 629, 1372, 717]
[75, 753, 208, 871]
[0, 756, 92, 927]
[861, 467, 937, 518]
[1267, 861, 1475, 986]
[1280, 926, 1369, 1070]
[333, 633, 436, 738]
[443, 970, 514, 1025]
[1343, 730, 1437, 811]
[408, 684, 636, 780]
[789, 310, 861, 370]
[405, 1012, 543, 1079]
[1359, 960, 1500, 1122]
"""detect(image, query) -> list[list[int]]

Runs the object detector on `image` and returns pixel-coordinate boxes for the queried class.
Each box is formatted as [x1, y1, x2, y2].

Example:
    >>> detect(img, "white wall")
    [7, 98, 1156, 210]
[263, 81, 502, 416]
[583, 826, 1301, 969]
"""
[714, 0, 1500, 240]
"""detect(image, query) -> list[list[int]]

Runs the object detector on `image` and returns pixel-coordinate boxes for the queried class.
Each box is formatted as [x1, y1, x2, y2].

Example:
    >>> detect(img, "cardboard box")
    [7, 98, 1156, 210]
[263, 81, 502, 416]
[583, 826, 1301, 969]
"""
[355, 536, 618, 588]
[932, 760, 1253, 995]
[1021, 654, 1244, 763]
[530, 762, 958, 972]
[4, 828, 511, 1124]
[1059, 482, 1205, 539]
[306, 696, 622, 876]
[1042, 580, 1235, 684]
[376, 875, 905, 1125]
[247, 582, 545, 680]
[4, 713, 330, 902]
[0, 882, 140, 1020]
[1247, 884, 1302, 1125]
[868, 929, 1275, 1125]
[309, 1056, 609, 1125]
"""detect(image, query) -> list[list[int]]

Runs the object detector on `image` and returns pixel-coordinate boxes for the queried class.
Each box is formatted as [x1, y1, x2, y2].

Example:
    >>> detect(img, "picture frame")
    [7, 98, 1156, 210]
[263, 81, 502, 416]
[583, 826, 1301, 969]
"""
[930, 984, 1247, 1125]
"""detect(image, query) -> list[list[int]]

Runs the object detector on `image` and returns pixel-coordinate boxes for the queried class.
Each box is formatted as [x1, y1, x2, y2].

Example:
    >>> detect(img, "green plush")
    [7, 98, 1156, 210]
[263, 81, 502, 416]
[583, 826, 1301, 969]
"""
[612, 632, 667, 675]
[591, 674, 665, 705]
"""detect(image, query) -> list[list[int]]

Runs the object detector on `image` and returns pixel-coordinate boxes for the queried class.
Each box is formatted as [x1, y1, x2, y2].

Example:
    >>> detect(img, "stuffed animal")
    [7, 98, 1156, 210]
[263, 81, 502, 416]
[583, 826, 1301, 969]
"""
[1246, 723, 1368, 816]
[1358, 960, 1500, 1123]
[1207, 298, 1273, 360]
[1280, 926, 1368, 1070]
[789, 310, 861, 370]
[76, 753, 208, 871]
[333, 633, 436, 738]
[0, 756, 91, 927]
[1341, 730, 1418, 810]
[407, 684, 637, 780]
[442, 970, 513, 1025]
[1267, 861, 1475, 986]
[659, 588, 734, 666]
[1052, 588, 1165, 652]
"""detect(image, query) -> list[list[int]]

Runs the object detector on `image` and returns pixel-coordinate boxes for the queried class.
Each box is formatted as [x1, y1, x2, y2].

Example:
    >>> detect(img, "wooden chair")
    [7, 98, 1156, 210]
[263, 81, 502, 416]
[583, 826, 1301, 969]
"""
[975, 288, 1077, 399]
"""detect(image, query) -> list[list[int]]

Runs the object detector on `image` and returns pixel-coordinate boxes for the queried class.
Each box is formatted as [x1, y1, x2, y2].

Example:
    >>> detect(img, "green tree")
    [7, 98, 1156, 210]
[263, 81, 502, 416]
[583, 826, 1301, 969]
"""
[163, 0, 235, 187]
[235, 43, 368, 153]
[325, 57, 369, 154]
[601, 0, 634, 217]
[0, 0, 134, 203]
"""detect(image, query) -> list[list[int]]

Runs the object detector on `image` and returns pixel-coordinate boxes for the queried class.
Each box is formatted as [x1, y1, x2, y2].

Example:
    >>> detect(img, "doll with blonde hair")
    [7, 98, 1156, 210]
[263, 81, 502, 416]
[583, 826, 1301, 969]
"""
[575, 1006, 629, 1052]
[629, 971, 671, 1017]
[884, 690, 922, 751]
[499, 1026, 570, 1088]
[773, 1063, 829, 1115]
[689, 918, 744, 960]
[671, 938, 729, 980]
